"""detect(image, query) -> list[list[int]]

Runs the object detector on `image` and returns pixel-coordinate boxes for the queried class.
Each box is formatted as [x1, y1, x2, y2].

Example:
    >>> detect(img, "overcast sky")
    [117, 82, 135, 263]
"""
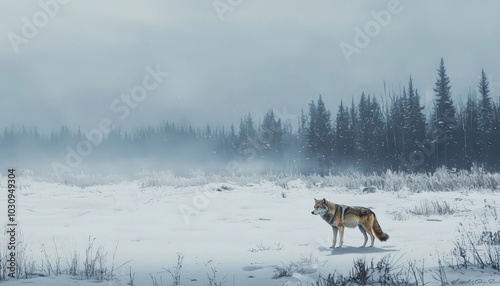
[1, 0, 499, 134]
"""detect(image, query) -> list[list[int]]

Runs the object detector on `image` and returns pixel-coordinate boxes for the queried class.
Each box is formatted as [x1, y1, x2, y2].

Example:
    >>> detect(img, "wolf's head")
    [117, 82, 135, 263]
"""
[311, 198, 328, 215]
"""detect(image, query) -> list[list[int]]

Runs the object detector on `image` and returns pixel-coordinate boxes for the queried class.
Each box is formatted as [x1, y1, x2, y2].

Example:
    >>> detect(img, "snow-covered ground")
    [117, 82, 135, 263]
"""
[1, 172, 500, 285]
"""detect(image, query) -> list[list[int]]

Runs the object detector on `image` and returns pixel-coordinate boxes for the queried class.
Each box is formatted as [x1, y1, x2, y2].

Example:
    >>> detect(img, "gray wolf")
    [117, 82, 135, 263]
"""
[311, 198, 389, 248]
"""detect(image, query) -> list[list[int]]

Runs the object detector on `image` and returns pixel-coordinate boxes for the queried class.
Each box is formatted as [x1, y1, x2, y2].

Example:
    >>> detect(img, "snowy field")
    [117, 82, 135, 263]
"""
[1, 171, 500, 285]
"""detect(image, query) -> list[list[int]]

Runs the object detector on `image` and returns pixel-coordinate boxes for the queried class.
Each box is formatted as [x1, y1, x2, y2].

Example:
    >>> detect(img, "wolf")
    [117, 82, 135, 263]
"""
[311, 198, 389, 248]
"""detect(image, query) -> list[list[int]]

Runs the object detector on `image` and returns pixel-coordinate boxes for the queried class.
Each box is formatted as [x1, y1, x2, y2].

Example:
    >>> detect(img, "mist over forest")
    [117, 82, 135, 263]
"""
[2, 59, 499, 176]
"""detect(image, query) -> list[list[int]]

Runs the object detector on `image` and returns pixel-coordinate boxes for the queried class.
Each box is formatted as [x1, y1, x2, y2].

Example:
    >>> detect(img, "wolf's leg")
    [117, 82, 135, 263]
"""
[367, 224, 375, 247]
[330, 227, 338, 248]
[369, 232, 375, 247]
[338, 226, 344, 248]
[358, 225, 368, 247]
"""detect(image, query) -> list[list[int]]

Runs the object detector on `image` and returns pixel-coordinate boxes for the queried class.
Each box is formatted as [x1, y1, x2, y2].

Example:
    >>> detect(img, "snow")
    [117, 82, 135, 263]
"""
[1, 174, 500, 285]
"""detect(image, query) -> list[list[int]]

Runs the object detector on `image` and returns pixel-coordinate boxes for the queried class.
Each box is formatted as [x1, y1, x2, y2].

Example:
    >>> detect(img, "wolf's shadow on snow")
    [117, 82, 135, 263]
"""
[318, 245, 397, 256]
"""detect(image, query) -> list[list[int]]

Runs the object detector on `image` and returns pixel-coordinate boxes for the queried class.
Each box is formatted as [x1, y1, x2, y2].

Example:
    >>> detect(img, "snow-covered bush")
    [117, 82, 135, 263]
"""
[452, 200, 500, 271]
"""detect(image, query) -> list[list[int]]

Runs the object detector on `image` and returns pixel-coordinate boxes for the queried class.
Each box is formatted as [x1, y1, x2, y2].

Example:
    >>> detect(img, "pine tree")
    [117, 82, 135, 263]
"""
[307, 96, 334, 175]
[477, 69, 495, 166]
[298, 109, 308, 152]
[297, 108, 311, 173]
[462, 92, 479, 168]
[350, 98, 360, 165]
[335, 101, 351, 164]
[358, 92, 371, 162]
[238, 113, 258, 159]
[401, 88, 409, 156]
[405, 77, 427, 170]
[280, 118, 297, 172]
[307, 100, 318, 158]
[357, 93, 385, 170]
[492, 102, 500, 170]
[407, 77, 426, 145]
[260, 109, 283, 160]
[229, 123, 238, 155]
[432, 58, 458, 169]
[369, 96, 386, 168]
[316, 96, 334, 175]
[388, 93, 405, 169]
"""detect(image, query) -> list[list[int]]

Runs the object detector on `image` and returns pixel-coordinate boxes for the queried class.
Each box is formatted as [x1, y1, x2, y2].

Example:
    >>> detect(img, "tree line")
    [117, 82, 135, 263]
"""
[1, 58, 499, 175]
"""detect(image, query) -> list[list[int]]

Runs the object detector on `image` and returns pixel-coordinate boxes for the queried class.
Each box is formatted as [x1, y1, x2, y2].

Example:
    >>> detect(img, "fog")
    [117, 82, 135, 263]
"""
[1, 1, 499, 175]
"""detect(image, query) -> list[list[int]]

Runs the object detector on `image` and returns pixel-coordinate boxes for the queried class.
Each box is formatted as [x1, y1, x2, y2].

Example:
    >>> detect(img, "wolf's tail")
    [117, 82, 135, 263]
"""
[372, 215, 389, 241]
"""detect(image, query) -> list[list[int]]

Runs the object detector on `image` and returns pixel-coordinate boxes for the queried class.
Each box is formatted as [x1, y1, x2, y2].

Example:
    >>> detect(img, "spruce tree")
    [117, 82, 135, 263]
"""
[492, 102, 500, 169]
[369, 96, 386, 168]
[358, 92, 371, 162]
[238, 113, 257, 159]
[315, 96, 334, 175]
[463, 92, 479, 168]
[298, 109, 309, 158]
[335, 101, 350, 164]
[432, 58, 458, 169]
[405, 77, 426, 170]
[477, 69, 494, 166]
[350, 98, 359, 165]
[307, 100, 318, 158]
[387, 93, 404, 168]
[307, 96, 334, 175]
[229, 123, 238, 155]
[357, 93, 385, 170]
[261, 109, 283, 160]
[407, 77, 426, 144]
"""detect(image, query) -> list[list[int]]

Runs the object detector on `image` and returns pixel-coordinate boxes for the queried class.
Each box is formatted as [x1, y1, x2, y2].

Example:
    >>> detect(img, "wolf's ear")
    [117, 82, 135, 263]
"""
[314, 198, 319, 202]
[322, 198, 327, 204]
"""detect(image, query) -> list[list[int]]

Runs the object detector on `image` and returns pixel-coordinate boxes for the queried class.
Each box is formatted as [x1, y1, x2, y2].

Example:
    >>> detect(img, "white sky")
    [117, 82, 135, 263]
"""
[1, 0, 499, 134]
